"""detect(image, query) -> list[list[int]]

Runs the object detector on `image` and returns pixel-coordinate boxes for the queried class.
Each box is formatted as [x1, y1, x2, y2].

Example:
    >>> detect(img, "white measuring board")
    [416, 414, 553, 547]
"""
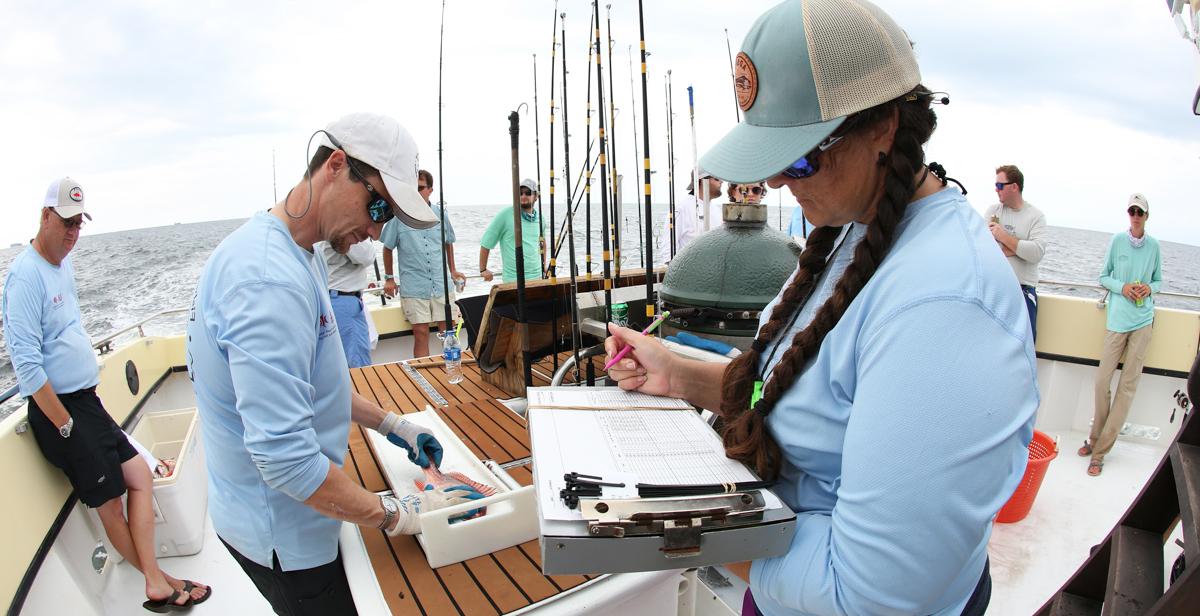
[528, 387, 760, 521]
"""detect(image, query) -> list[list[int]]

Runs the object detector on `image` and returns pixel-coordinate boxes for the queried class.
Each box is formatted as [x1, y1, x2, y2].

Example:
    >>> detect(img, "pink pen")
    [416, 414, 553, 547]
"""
[602, 311, 671, 371]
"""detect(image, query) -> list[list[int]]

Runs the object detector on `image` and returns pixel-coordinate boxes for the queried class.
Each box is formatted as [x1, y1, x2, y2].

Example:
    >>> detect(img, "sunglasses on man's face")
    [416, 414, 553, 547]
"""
[1128, 207, 1146, 217]
[781, 135, 844, 179]
[995, 181, 1016, 191]
[418, 185, 430, 191]
[346, 162, 394, 224]
[519, 188, 533, 197]
[60, 216, 85, 230]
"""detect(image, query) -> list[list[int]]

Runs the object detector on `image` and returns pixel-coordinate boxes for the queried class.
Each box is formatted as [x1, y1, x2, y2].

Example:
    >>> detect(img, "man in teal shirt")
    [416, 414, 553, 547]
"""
[1082, 193, 1163, 477]
[479, 178, 545, 283]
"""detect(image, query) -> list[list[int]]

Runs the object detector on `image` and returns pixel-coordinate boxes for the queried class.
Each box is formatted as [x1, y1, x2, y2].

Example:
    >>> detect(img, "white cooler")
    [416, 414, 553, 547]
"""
[129, 407, 207, 557]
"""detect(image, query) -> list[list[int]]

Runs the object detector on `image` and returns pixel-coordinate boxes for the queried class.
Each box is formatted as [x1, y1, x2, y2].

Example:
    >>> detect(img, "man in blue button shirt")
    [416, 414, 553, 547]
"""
[380, 169, 466, 358]
[187, 114, 483, 615]
[4, 178, 211, 611]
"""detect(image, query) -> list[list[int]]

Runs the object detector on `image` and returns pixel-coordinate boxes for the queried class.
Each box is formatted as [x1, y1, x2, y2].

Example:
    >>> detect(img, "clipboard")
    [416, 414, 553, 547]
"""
[528, 387, 796, 574]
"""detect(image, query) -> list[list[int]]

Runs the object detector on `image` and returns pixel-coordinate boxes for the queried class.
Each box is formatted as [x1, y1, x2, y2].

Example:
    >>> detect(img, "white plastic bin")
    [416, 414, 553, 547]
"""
[130, 407, 207, 557]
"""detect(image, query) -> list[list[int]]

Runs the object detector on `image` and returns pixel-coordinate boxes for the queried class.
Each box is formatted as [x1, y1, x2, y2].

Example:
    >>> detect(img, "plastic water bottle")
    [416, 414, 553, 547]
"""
[443, 331, 463, 384]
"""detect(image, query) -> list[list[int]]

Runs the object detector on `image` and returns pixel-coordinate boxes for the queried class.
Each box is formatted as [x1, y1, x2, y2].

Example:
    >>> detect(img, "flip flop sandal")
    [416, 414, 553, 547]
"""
[1077, 441, 1092, 457]
[182, 580, 212, 605]
[143, 589, 193, 613]
[1087, 460, 1103, 477]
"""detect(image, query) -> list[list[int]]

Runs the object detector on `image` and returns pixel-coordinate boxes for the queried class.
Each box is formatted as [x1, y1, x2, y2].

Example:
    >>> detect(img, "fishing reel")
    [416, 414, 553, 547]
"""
[1170, 389, 1190, 423]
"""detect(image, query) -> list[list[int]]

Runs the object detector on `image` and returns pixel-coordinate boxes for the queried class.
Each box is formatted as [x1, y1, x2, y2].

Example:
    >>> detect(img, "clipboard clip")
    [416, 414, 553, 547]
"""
[577, 492, 768, 558]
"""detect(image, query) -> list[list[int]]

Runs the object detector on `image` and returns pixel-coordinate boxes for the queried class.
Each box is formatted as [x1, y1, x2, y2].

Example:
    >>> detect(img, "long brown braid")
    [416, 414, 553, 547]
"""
[720, 86, 941, 479]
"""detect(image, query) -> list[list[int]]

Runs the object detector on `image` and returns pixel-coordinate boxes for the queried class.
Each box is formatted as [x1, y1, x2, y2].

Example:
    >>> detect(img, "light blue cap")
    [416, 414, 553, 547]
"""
[701, 0, 921, 184]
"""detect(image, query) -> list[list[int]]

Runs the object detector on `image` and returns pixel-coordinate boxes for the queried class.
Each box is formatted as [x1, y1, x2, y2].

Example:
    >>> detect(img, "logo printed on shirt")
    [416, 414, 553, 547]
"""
[318, 311, 337, 339]
[50, 293, 64, 308]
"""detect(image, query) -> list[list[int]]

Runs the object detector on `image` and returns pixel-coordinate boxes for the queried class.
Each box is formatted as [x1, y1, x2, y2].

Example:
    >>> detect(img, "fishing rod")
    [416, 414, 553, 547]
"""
[605, 4, 621, 279]
[508, 110, 532, 387]
[666, 71, 677, 259]
[545, 5, 560, 372]
[549, 143, 600, 264]
[584, 0, 595, 281]
[560, 11, 582, 383]
[689, 85, 706, 232]
[533, 53, 547, 279]
[593, 0, 613, 320]
[627, 45, 642, 267]
[725, 29, 741, 124]
[636, 0, 655, 319]
[437, 0, 453, 327]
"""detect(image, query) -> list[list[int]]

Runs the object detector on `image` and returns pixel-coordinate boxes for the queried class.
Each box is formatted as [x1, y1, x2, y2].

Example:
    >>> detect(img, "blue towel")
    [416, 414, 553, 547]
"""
[665, 331, 736, 356]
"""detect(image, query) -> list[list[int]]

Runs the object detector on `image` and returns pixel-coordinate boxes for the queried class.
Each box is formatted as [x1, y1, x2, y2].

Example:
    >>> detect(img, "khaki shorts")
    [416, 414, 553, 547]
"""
[401, 295, 459, 325]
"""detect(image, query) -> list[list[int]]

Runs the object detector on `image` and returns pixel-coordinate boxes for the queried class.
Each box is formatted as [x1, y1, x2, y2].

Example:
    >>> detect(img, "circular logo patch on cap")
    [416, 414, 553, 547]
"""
[734, 52, 759, 112]
[69, 186, 83, 202]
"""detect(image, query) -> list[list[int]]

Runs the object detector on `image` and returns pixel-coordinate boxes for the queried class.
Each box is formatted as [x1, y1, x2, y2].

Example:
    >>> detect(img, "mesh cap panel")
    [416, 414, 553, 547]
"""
[804, 0, 920, 120]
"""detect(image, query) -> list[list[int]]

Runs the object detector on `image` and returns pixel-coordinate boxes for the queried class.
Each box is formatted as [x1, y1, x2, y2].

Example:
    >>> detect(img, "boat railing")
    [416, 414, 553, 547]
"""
[0, 308, 190, 407]
[1040, 279, 1200, 302]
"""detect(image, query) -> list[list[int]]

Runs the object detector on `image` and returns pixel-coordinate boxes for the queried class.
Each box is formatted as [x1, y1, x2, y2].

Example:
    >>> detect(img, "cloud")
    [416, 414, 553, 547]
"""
[0, 0, 1197, 246]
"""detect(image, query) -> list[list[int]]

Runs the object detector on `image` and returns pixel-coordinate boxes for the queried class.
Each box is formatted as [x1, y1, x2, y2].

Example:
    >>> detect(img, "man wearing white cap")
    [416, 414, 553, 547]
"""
[479, 178, 546, 283]
[187, 113, 483, 614]
[1081, 193, 1162, 477]
[664, 168, 723, 257]
[3, 179, 213, 611]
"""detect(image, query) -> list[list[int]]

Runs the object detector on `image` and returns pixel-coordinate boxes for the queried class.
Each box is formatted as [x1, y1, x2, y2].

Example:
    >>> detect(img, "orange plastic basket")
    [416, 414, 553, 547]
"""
[995, 430, 1058, 524]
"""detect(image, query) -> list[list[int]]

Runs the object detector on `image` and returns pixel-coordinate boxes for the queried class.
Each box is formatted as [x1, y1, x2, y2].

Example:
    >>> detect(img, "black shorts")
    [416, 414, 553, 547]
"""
[28, 387, 139, 508]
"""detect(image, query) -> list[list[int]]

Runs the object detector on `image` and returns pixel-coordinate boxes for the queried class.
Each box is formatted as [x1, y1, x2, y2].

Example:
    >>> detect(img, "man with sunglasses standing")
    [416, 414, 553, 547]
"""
[479, 178, 545, 283]
[4, 178, 214, 611]
[380, 169, 466, 357]
[666, 168, 724, 257]
[1083, 193, 1162, 477]
[315, 237, 377, 368]
[983, 164, 1047, 340]
[187, 113, 484, 614]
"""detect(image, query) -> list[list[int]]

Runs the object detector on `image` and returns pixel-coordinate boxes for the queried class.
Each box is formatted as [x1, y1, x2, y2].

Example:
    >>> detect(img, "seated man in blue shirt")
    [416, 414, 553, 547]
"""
[3, 178, 211, 612]
[187, 114, 483, 615]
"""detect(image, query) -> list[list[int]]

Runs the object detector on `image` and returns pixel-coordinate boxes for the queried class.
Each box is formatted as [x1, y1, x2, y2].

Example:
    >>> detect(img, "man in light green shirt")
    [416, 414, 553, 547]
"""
[479, 178, 545, 283]
[1082, 193, 1163, 477]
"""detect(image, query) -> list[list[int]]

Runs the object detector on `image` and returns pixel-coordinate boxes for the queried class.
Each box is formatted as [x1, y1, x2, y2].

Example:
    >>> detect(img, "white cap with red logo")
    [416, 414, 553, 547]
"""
[43, 177, 91, 220]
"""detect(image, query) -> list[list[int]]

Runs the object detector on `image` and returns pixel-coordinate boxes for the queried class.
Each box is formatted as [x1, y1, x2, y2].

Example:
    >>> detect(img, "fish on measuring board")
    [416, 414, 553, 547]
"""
[415, 466, 497, 521]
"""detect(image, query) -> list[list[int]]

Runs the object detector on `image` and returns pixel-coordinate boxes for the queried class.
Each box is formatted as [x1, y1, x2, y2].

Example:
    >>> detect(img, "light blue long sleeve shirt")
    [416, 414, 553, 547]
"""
[787, 205, 807, 238]
[1098, 232, 1162, 333]
[186, 212, 351, 571]
[380, 203, 457, 299]
[750, 187, 1037, 616]
[2, 247, 98, 397]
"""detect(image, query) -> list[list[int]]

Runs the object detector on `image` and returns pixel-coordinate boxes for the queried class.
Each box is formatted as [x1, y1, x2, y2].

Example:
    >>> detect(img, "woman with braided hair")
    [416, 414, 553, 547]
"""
[603, 1, 1036, 615]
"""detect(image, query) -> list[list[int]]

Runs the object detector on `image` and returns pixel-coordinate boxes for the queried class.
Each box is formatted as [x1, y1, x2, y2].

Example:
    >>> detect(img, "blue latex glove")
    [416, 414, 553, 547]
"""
[424, 484, 486, 522]
[379, 412, 444, 468]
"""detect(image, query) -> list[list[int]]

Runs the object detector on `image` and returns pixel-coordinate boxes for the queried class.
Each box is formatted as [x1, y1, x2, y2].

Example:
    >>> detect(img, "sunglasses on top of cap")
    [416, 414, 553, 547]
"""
[345, 160, 394, 224]
[1127, 206, 1146, 217]
[781, 135, 844, 179]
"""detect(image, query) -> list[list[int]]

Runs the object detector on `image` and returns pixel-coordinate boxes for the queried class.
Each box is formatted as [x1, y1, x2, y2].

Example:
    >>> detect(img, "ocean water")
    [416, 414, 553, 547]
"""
[2, 204, 1198, 414]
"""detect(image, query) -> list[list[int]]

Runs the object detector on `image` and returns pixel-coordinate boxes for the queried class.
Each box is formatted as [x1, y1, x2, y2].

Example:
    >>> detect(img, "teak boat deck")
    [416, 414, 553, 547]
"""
[345, 350, 606, 615]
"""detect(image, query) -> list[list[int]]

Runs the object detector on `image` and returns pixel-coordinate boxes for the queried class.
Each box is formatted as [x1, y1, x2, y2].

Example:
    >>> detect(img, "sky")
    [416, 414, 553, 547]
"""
[1, 0, 1198, 246]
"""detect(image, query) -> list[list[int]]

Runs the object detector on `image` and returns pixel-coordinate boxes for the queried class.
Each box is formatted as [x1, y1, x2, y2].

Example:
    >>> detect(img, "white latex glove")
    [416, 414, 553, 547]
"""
[388, 485, 486, 536]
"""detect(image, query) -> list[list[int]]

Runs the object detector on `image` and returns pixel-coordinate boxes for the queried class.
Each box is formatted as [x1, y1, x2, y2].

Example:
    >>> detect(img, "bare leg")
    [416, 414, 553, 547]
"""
[412, 322, 431, 358]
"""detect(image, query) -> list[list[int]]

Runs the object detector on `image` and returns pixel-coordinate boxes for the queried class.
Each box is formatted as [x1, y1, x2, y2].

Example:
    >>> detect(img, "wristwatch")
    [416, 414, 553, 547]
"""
[383, 274, 395, 280]
[378, 494, 399, 531]
[59, 416, 74, 439]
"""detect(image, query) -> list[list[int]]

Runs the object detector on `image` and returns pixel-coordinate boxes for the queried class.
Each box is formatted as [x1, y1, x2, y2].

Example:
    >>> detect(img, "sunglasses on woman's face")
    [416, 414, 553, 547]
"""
[745, 186, 764, 195]
[1128, 206, 1146, 217]
[781, 135, 844, 179]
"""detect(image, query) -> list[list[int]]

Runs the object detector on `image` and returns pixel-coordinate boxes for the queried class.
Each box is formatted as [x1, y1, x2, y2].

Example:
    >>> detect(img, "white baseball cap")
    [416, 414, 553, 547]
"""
[43, 177, 91, 220]
[317, 113, 438, 230]
[520, 178, 539, 193]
